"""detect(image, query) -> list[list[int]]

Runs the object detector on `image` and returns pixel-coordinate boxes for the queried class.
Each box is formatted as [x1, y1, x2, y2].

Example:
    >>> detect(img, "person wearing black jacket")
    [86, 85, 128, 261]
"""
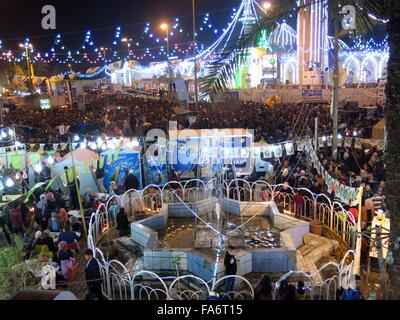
[124, 170, 139, 191]
[224, 246, 238, 295]
[95, 161, 106, 193]
[116, 208, 130, 237]
[130, 114, 137, 136]
[84, 249, 104, 300]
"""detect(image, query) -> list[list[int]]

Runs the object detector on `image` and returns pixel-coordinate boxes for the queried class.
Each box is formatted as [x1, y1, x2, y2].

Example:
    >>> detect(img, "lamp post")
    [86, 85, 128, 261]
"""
[121, 38, 132, 60]
[101, 47, 108, 63]
[160, 23, 173, 86]
[19, 41, 33, 94]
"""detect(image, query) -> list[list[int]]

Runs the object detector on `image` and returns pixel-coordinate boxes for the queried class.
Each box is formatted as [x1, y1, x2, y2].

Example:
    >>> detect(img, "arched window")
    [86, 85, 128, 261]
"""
[344, 55, 360, 84]
[283, 58, 298, 84]
[361, 55, 378, 83]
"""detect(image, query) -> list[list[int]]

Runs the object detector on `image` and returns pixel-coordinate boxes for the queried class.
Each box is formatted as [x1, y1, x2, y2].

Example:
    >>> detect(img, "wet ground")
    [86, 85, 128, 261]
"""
[158, 215, 281, 250]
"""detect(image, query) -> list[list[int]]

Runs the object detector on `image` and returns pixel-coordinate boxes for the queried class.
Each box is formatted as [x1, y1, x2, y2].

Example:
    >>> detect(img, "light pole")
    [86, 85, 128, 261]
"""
[101, 47, 108, 63]
[121, 38, 132, 60]
[19, 41, 33, 94]
[192, 0, 198, 108]
[161, 23, 173, 87]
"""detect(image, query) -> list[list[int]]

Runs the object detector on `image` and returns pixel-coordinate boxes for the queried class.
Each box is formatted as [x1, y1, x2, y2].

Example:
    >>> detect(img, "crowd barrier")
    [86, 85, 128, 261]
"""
[87, 178, 357, 300]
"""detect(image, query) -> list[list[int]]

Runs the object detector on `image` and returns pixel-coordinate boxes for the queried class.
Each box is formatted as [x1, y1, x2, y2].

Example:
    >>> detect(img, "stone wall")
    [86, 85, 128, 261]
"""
[235, 87, 379, 106]
[131, 201, 309, 277]
[168, 198, 217, 218]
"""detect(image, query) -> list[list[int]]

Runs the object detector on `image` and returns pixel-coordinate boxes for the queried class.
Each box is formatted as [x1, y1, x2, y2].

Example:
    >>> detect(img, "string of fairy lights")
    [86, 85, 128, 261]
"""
[0, 8, 241, 66]
[0, 2, 389, 68]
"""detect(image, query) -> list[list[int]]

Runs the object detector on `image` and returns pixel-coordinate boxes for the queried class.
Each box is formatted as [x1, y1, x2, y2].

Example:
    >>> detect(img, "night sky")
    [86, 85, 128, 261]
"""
[0, 0, 241, 50]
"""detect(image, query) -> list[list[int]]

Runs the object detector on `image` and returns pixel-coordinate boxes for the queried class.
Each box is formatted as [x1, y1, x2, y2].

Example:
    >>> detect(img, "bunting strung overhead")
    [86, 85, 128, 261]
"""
[304, 137, 360, 205]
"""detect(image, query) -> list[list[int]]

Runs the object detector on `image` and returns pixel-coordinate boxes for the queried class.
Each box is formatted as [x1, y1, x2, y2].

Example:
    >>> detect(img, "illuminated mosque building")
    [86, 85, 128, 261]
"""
[231, 0, 388, 88]
[110, 0, 388, 89]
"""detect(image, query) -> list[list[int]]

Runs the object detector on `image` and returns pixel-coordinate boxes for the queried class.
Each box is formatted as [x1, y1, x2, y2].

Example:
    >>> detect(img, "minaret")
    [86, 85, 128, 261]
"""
[297, 0, 329, 86]
[239, 0, 257, 35]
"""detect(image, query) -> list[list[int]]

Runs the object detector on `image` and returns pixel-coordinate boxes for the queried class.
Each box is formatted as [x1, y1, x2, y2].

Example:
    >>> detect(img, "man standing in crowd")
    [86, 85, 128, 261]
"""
[130, 113, 137, 136]
[65, 166, 80, 209]
[224, 246, 239, 295]
[125, 169, 139, 191]
[84, 249, 104, 300]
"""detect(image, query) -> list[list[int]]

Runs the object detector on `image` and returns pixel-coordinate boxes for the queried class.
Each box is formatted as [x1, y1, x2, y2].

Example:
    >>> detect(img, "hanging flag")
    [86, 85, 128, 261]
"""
[11, 154, 23, 170]
[99, 155, 105, 169]
[30, 153, 40, 165]
[60, 172, 68, 187]
[354, 138, 362, 149]
[271, 145, 282, 157]
[113, 149, 120, 161]
[296, 141, 305, 151]
[92, 159, 98, 172]
[84, 161, 90, 174]
[61, 143, 68, 151]
[45, 177, 57, 191]
[72, 143, 78, 150]
[108, 60, 122, 72]
[67, 167, 75, 182]
[75, 165, 81, 177]
[53, 144, 59, 150]
[284, 142, 294, 156]
[106, 153, 113, 165]
[24, 182, 46, 203]
[128, 60, 138, 69]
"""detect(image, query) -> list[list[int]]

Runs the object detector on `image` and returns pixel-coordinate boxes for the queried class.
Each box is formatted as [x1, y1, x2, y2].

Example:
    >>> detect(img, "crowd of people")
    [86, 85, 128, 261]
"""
[4, 91, 383, 144]
[0, 90, 386, 300]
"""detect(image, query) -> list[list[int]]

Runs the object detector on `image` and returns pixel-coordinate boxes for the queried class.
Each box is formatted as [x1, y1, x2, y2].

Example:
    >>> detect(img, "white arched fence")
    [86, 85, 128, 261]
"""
[272, 250, 356, 300]
[87, 178, 358, 300]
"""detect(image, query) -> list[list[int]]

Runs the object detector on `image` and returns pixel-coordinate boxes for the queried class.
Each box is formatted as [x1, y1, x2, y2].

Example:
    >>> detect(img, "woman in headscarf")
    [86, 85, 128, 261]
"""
[57, 241, 76, 280]
[58, 208, 69, 230]
[109, 181, 118, 196]
[46, 191, 57, 212]
[36, 194, 49, 231]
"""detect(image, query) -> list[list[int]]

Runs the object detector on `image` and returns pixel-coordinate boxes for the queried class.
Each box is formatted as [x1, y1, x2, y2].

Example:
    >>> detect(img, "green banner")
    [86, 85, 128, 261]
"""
[92, 159, 98, 172]
[29, 153, 40, 165]
[99, 156, 105, 169]
[11, 154, 22, 170]
[84, 161, 90, 174]
[45, 176, 57, 191]
[67, 167, 75, 182]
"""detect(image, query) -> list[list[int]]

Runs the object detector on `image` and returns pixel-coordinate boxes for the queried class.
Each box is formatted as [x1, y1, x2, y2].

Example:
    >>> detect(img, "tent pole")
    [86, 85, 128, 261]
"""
[68, 138, 88, 238]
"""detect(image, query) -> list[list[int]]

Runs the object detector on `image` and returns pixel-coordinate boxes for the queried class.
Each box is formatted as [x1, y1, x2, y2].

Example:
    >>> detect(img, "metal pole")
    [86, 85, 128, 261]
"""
[314, 116, 318, 148]
[166, 28, 173, 88]
[354, 186, 364, 277]
[68, 138, 88, 238]
[0, 99, 4, 127]
[25, 47, 33, 94]
[375, 225, 387, 299]
[331, 3, 340, 160]
[192, 0, 199, 107]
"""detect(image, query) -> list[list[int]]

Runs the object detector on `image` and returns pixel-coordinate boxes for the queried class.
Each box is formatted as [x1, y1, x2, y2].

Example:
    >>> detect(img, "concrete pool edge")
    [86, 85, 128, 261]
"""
[130, 199, 309, 281]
